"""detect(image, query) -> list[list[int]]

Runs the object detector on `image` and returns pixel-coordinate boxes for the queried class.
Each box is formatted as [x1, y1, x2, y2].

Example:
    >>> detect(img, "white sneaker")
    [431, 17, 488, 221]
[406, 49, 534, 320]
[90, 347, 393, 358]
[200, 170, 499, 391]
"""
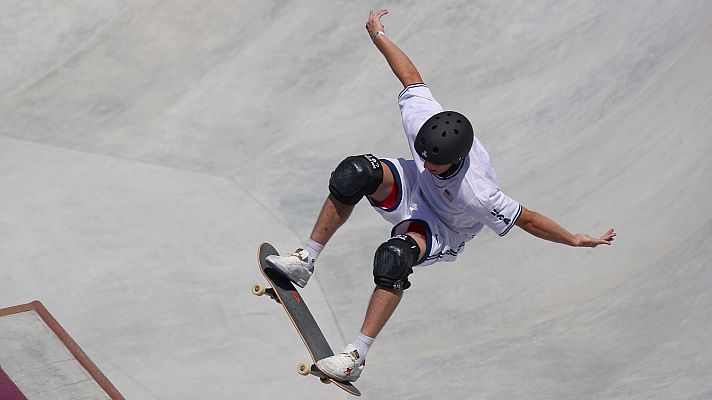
[265, 248, 314, 288]
[316, 344, 365, 382]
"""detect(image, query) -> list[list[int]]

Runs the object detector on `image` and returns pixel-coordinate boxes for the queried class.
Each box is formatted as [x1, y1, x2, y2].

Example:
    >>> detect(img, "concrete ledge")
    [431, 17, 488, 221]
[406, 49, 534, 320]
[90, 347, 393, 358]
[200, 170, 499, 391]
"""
[0, 301, 124, 400]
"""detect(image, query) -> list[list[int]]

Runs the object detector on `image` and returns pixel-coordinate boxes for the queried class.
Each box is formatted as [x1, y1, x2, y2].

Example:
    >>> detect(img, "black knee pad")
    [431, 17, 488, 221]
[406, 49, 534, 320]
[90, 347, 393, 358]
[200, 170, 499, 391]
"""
[373, 234, 420, 290]
[328, 154, 383, 205]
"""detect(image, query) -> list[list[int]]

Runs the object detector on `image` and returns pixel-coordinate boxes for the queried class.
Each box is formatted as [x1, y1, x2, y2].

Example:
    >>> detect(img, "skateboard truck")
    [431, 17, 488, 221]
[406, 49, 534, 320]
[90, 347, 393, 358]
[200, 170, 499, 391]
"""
[298, 363, 332, 384]
[251, 283, 280, 304]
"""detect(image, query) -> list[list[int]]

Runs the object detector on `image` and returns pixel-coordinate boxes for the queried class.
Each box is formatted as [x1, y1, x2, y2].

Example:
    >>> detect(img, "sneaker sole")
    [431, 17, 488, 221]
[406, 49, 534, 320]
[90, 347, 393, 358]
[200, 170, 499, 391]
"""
[314, 364, 359, 383]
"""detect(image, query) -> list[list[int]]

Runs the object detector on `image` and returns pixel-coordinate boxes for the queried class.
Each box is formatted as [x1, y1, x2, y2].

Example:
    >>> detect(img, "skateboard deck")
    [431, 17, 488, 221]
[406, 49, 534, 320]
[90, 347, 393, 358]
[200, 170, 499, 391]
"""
[252, 242, 361, 397]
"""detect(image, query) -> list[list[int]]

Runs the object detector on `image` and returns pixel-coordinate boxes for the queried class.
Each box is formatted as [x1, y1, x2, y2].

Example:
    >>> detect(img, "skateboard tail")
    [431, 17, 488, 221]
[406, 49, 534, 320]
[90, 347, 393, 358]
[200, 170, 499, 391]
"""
[312, 364, 362, 396]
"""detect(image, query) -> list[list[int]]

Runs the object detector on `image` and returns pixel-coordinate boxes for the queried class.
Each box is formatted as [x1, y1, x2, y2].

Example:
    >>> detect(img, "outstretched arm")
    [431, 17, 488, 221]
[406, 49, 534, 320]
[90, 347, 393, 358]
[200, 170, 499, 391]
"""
[515, 207, 616, 247]
[365, 9, 423, 87]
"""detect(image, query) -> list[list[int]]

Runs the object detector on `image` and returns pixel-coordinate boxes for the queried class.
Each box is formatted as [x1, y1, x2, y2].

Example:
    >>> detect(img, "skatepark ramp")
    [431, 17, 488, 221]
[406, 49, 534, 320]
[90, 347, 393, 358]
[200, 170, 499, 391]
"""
[1, 1, 711, 398]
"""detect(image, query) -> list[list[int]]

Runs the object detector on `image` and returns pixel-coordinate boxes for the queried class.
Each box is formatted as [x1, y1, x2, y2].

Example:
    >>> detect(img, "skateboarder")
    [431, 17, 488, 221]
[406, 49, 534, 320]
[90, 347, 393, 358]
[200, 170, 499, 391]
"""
[268, 9, 616, 382]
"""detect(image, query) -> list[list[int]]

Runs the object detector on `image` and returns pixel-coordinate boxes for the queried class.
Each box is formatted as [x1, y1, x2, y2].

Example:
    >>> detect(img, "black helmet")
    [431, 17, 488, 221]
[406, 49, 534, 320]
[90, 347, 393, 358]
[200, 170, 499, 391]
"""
[414, 111, 474, 165]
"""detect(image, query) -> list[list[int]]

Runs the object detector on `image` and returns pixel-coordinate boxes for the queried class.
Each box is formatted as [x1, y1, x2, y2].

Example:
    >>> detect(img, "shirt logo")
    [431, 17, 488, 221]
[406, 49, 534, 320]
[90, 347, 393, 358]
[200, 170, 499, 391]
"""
[491, 208, 511, 225]
[443, 189, 454, 203]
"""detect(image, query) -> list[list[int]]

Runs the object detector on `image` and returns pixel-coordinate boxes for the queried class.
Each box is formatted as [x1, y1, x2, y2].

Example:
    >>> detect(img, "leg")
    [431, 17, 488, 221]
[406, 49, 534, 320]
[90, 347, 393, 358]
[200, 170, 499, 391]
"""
[267, 155, 396, 288]
[360, 286, 403, 338]
[315, 232, 426, 382]
[360, 231, 426, 338]
[308, 195, 354, 245]
[310, 156, 396, 246]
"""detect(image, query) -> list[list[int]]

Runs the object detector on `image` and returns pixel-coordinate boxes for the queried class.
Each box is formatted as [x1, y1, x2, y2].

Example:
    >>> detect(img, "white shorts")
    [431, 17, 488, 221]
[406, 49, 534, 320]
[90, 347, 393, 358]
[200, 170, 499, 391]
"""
[368, 158, 474, 267]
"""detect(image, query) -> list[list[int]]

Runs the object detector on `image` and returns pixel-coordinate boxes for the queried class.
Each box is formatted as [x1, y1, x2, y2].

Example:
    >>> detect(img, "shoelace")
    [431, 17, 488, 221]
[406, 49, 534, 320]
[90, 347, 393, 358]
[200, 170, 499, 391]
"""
[290, 248, 309, 262]
[333, 353, 358, 371]
[346, 349, 359, 362]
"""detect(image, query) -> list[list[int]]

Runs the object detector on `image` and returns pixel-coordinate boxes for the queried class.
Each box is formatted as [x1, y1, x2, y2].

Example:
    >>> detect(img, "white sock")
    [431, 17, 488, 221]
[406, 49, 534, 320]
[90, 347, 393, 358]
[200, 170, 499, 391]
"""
[351, 333, 375, 361]
[304, 239, 324, 265]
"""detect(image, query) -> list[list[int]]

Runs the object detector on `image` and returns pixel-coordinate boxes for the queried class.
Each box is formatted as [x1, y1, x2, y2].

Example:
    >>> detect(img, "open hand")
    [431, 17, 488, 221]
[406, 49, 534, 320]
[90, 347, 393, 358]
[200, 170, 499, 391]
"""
[574, 229, 616, 247]
[366, 9, 388, 36]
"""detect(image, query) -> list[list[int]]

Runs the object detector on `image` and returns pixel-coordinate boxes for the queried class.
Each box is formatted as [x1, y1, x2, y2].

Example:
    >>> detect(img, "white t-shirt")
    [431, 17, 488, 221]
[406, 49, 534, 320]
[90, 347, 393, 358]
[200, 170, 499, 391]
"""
[398, 83, 522, 237]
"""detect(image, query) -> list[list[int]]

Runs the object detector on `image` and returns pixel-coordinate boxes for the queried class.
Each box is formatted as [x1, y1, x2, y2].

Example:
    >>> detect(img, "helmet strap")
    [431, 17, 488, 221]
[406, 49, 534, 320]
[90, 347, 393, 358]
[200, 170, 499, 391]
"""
[437, 162, 461, 179]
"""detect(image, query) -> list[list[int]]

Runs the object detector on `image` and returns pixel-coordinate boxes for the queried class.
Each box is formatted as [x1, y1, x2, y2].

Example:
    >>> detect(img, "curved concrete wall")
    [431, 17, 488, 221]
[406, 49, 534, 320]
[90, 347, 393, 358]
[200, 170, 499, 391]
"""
[1, 1, 711, 398]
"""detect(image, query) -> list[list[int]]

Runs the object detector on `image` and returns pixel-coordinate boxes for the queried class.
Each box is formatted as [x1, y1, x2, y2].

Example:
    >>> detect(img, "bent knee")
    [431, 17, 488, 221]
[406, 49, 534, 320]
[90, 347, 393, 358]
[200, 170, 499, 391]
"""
[373, 234, 420, 290]
[328, 154, 383, 205]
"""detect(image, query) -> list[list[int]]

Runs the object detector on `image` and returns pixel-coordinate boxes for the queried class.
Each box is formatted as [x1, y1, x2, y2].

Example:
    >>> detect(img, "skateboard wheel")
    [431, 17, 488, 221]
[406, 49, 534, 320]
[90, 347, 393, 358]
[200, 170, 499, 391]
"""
[252, 283, 266, 296]
[297, 363, 311, 376]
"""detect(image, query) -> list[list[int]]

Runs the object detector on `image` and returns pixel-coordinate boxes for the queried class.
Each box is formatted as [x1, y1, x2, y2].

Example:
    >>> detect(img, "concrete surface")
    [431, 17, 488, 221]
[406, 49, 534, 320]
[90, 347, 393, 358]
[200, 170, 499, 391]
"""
[1, 1, 711, 399]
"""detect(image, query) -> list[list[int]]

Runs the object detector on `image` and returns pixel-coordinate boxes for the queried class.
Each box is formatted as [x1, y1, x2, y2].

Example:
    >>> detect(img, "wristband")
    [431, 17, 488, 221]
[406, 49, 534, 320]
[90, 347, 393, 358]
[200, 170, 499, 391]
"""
[371, 31, 384, 41]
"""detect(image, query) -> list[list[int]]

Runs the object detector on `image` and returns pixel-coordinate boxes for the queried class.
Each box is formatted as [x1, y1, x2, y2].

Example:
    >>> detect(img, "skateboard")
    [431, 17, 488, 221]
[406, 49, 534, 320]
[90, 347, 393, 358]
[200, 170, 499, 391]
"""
[252, 242, 361, 397]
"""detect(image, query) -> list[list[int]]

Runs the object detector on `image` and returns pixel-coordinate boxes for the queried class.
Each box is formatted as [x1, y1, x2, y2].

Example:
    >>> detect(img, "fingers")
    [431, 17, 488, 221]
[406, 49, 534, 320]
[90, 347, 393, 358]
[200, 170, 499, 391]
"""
[576, 230, 615, 247]
[366, 9, 388, 25]
[601, 229, 616, 242]
[593, 229, 616, 246]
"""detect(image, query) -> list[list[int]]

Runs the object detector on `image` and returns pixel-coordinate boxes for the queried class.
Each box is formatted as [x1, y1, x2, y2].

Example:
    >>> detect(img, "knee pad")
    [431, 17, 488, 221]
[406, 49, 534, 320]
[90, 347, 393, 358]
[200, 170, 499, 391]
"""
[328, 154, 383, 205]
[373, 234, 420, 290]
